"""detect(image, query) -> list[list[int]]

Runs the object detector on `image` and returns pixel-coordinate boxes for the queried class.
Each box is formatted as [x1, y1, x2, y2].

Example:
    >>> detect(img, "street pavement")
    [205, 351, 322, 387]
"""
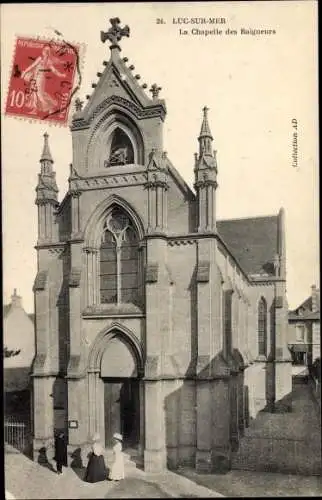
[178, 468, 322, 497]
[6, 444, 322, 498]
[4, 445, 222, 499]
[5, 380, 321, 498]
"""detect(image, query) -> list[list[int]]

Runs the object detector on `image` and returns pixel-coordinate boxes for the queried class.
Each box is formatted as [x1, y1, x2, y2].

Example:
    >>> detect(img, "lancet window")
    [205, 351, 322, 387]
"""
[223, 289, 233, 357]
[258, 297, 267, 356]
[99, 206, 139, 305]
[105, 128, 134, 167]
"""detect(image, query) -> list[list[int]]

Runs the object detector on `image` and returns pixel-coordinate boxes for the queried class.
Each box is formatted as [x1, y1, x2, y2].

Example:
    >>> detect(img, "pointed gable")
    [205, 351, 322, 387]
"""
[70, 18, 169, 177]
[71, 19, 166, 133]
[83, 57, 154, 117]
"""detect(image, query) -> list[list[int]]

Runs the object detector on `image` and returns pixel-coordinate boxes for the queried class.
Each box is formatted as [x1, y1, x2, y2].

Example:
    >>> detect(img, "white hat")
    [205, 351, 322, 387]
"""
[113, 432, 123, 441]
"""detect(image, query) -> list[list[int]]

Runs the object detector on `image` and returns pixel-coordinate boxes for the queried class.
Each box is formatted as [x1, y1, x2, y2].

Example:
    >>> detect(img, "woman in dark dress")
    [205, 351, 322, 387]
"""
[84, 433, 107, 483]
[54, 432, 67, 474]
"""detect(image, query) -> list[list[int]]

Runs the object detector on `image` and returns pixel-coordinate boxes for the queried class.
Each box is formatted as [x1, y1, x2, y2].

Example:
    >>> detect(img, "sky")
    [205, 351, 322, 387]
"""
[1, 1, 319, 313]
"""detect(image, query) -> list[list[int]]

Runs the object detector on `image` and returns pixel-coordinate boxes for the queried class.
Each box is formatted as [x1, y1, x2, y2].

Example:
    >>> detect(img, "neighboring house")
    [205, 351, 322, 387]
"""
[3, 289, 35, 421]
[288, 285, 320, 368]
[32, 18, 292, 474]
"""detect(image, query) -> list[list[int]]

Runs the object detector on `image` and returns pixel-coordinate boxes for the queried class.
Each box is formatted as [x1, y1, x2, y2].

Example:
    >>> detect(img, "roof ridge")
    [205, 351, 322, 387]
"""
[217, 214, 278, 223]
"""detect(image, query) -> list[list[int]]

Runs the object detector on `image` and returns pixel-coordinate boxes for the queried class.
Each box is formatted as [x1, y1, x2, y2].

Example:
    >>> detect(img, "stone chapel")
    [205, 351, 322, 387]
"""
[32, 18, 292, 473]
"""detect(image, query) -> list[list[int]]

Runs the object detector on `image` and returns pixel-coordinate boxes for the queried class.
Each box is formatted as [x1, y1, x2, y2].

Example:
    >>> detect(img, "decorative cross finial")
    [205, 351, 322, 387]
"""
[149, 83, 162, 100]
[101, 17, 130, 50]
[75, 98, 83, 112]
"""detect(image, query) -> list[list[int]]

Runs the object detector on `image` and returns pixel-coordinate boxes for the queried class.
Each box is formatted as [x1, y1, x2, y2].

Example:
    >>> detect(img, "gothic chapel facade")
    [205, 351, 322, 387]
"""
[32, 18, 292, 473]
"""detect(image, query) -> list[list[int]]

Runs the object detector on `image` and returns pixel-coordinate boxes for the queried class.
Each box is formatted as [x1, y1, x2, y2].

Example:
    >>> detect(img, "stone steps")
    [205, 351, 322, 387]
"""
[104, 448, 143, 470]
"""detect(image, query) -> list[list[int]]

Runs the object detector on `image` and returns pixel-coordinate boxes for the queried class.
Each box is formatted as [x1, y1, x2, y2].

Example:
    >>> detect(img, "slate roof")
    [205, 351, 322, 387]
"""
[289, 289, 320, 321]
[289, 309, 320, 322]
[217, 215, 278, 277]
[3, 304, 11, 317]
[296, 296, 312, 311]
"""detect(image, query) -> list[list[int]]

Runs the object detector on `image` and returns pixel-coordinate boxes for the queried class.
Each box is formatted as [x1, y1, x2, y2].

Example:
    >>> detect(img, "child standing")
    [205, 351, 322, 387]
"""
[108, 433, 125, 481]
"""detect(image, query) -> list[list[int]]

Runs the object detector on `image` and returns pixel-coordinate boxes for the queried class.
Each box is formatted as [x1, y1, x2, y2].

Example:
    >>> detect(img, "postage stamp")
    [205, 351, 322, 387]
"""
[5, 36, 82, 125]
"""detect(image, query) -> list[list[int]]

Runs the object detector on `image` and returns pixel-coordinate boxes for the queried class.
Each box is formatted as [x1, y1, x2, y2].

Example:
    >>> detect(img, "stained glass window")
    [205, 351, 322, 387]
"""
[99, 206, 139, 305]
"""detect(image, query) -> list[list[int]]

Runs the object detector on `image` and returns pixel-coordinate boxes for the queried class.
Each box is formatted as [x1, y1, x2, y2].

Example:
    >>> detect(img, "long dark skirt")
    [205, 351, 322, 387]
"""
[84, 453, 107, 483]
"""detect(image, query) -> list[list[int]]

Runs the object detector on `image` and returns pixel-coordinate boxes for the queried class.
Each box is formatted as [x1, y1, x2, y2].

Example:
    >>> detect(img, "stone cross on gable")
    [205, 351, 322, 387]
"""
[149, 83, 162, 100]
[101, 17, 130, 49]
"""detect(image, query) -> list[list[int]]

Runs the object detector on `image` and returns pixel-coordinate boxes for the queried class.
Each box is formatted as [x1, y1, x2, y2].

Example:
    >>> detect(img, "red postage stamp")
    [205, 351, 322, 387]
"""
[5, 36, 81, 125]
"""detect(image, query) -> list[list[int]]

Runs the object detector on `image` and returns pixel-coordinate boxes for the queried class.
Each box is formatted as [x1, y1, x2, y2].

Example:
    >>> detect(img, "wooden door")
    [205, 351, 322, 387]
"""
[121, 379, 140, 447]
[104, 379, 140, 448]
[104, 381, 122, 447]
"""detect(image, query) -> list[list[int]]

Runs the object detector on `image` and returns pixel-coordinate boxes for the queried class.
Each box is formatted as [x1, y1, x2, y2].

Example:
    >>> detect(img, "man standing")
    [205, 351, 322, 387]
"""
[54, 431, 67, 474]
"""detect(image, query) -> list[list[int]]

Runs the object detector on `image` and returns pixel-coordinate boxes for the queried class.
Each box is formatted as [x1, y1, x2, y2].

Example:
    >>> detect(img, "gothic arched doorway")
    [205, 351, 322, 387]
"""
[98, 330, 143, 449]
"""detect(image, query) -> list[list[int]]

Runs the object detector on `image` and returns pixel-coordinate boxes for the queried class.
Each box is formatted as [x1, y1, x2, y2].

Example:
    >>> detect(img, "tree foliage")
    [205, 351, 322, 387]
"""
[4, 346, 21, 358]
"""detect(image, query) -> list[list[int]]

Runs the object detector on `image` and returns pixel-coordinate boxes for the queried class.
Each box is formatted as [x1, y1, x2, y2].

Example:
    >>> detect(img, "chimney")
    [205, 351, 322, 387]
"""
[311, 285, 319, 312]
[11, 288, 22, 308]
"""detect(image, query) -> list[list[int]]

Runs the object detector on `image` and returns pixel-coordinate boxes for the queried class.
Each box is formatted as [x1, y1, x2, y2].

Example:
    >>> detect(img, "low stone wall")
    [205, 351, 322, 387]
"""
[232, 435, 321, 475]
[232, 381, 321, 476]
[308, 376, 321, 410]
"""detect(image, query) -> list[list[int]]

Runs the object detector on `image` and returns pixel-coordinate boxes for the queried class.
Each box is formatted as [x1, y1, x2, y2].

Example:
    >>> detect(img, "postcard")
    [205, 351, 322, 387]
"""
[2, 2, 320, 498]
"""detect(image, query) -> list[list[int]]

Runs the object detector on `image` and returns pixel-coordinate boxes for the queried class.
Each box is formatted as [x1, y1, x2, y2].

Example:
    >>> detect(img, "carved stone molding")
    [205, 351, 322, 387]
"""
[70, 172, 148, 191]
[69, 189, 82, 198]
[167, 239, 195, 246]
[144, 179, 169, 190]
[249, 279, 278, 286]
[36, 198, 59, 207]
[48, 246, 65, 257]
[71, 95, 166, 131]
[194, 179, 218, 189]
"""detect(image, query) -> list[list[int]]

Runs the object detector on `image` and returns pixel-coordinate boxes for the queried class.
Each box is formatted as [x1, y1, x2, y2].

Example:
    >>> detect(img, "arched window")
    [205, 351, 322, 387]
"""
[223, 289, 233, 357]
[258, 297, 267, 356]
[99, 206, 139, 305]
[105, 128, 134, 167]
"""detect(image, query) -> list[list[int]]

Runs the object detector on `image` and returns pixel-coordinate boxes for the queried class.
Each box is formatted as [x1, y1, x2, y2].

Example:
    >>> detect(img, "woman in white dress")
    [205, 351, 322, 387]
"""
[108, 433, 125, 481]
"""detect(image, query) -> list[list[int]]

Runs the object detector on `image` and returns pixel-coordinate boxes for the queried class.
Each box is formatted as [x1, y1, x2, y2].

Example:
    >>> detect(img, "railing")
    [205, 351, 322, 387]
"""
[4, 418, 27, 453]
